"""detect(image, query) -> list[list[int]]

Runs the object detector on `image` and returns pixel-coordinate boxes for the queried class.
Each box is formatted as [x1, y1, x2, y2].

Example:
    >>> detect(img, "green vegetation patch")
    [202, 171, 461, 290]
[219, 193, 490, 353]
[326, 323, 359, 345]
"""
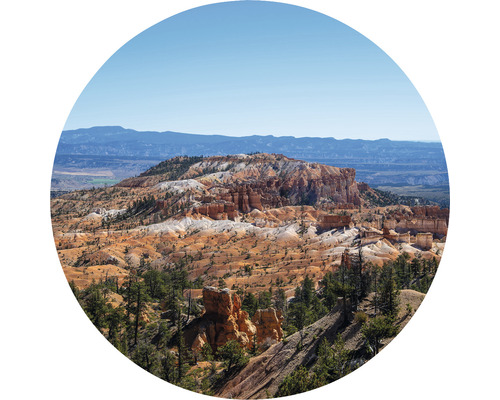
[140, 155, 205, 178]
[374, 184, 450, 207]
[89, 178, 120, 186]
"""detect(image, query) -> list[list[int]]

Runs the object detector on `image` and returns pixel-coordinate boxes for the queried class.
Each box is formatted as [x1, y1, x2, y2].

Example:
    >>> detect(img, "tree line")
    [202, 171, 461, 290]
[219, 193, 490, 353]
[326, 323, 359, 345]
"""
[274, 250, 438, 396]
[69, 249, 437, 396]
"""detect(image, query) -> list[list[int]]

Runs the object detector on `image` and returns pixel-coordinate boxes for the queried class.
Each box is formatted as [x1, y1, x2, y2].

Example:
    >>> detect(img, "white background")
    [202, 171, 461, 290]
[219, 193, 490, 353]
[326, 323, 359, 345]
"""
[1, 1, 499, 399]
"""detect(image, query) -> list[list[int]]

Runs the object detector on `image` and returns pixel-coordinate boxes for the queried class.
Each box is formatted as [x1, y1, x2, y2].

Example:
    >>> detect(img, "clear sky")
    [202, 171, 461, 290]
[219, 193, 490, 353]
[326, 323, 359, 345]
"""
[64, 1, 439, 141]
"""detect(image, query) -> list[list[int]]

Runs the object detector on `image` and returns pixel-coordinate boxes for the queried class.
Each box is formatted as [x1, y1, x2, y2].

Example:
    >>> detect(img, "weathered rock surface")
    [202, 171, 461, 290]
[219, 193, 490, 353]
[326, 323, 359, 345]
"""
[318, 214, 352, 231]
[186, 287, 256, 353]
[359, 227, 410, 246]
[381, 205, 449, 236]
[215, 302, 346, 399]
[52, 154, 446, 292]
[251, 308, 284, 344]
[218, 185, 264, 212]
[411, 206, 449, 220]
[188, 202, 238, 220]
[384, 218, 448, 236]
[186, 288, 286, 353]
[215, 290, 426, 399]
[415, 232, 434, 250]
[152, 154, 362, 220]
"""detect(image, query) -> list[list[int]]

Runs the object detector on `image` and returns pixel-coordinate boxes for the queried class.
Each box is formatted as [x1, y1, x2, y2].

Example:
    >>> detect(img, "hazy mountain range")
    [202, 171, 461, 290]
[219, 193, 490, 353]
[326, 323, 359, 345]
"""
[53, 126, 449, 205]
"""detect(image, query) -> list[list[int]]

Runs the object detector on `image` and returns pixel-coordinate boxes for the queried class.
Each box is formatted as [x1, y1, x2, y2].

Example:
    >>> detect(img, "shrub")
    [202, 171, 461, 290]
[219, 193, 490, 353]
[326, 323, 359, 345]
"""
[275, 366, 324, 397]
[217, 340, 249, 372]
[354, 311, 368, 323]
[362, 316, 399, 355]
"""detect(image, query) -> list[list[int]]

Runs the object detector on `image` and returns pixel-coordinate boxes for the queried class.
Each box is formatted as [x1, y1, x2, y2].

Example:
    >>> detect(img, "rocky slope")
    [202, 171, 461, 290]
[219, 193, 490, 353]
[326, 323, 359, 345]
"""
[52, 153, 446, 398]
[51, 154, 447, 292]
[215, 289, 425, 399]
[184, 287, 284, 354]
[117, 153, 362, 210]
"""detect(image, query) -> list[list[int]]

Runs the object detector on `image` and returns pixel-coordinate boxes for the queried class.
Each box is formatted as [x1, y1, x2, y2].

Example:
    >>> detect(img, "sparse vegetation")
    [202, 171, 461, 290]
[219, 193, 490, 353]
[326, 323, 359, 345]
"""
[53, 152, 444, 398]
[140, 156, 205, 178]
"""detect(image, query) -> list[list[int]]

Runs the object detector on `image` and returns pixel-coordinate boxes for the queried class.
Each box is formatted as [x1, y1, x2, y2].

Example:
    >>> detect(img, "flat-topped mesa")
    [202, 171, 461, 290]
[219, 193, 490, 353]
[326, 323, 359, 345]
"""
[119, 153, 363, 219]
[187, 154, 360, 201]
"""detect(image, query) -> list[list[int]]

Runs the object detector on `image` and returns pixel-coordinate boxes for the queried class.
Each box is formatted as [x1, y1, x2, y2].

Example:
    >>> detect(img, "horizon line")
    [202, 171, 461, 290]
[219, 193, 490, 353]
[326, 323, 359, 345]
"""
[62, 125, 442, 143]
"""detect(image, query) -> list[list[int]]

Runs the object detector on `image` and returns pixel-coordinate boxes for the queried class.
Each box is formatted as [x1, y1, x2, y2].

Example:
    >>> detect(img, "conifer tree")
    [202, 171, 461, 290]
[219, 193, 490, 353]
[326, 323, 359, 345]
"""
[160, 350, 176, 383]
[377, 264, 400, 317]
[332, 257, 354, 325]
[362, 316, 399, 355]
[176, 309, 190, 382]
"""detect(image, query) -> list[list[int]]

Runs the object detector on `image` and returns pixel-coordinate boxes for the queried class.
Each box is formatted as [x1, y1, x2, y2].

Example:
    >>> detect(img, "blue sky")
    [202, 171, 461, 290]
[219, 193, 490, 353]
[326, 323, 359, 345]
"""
[64, 1, 439, 141]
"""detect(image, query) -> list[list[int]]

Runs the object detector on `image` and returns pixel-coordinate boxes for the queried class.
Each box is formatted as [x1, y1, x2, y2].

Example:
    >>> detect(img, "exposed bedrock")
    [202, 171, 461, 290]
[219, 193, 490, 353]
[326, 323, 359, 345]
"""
[186, 287, 284, 353]
[384, 218, 448, 236]
[251, 308, 284, 345]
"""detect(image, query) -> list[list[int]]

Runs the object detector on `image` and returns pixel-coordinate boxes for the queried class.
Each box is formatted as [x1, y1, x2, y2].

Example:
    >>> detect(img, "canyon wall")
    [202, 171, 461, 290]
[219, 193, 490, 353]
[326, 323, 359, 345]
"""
[318, 214, 352, 231]
[384, 218, 448, 236]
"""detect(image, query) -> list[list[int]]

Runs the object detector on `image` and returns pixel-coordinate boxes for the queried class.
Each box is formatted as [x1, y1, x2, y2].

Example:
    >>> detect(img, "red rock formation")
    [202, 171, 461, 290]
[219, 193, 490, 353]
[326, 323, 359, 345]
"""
[187, 288, 285, 353]
[415, 233, 433, 250]
[251, 309, 284, 344]
[341, 249, 352, 269]
[360, 227, 411, 245]
[271, 169, 360, 206]
[318, 214, 352, 231]
[411, 206, 449, 221]
[189, 287, 257, 353]
[118, 154, 363, 210]
[206, 155, 361, 209]
[384, 218, 448, 236]
[357, 182, 369, 191]
[224, 185, 263, 212]
[360, 228, 383, 245]
[155, 154, 364, 220]
[383, 228, 410, 244]
[182, 202, 238, 220]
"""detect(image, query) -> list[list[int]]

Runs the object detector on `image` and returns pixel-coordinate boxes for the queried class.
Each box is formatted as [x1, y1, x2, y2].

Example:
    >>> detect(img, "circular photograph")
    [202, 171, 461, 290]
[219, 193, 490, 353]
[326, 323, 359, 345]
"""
[50, 1, 449, 398]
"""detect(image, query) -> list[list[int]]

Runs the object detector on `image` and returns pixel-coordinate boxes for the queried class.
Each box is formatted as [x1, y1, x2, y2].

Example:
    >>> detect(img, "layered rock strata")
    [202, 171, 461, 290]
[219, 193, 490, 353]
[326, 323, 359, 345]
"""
[190, 287, 256, 353]
[384, 218, 448, 236]
[188, 287, 285, 353]
[360, 227, 411, 246]
[411, 206, 449, 220]
[415, 232, 434, 250]
[190, 202, 238, 220]
[318, 214, 352, 231]
[251, 308, 284, 345]
[155, 154, 362, 220]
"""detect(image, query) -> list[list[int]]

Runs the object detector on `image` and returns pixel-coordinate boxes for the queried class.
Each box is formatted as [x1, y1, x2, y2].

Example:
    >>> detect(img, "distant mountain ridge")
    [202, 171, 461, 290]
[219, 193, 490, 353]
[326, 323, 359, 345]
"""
[54, 126, 449, 205]
[58, 126, 444, 160]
